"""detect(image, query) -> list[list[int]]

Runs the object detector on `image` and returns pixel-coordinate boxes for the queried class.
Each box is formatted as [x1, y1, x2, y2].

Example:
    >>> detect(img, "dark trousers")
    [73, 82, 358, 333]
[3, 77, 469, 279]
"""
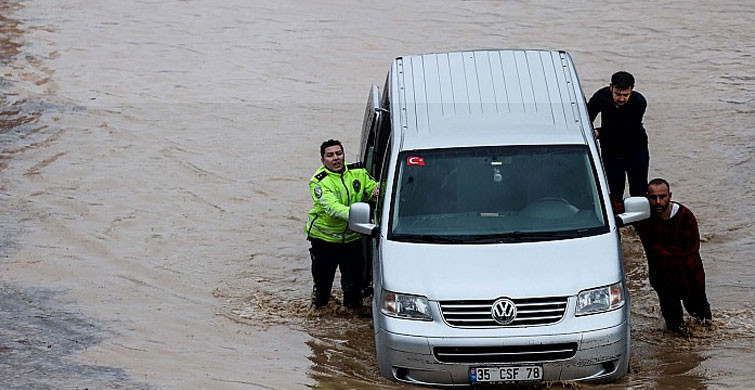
[656, 288, 712, 331]
[309, 237, 365, 308]
[604, 148, 649, 202]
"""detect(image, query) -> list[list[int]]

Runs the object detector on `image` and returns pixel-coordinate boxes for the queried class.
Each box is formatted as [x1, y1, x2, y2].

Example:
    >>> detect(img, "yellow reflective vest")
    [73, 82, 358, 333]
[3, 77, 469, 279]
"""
[306, 162, 378, 243]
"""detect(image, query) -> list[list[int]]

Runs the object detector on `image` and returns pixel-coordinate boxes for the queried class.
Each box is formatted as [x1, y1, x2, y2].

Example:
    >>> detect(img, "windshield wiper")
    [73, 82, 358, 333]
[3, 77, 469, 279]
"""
[393, 229, 596, 244]
[393, 234, 471, 243]
[477, 231, 578, 242]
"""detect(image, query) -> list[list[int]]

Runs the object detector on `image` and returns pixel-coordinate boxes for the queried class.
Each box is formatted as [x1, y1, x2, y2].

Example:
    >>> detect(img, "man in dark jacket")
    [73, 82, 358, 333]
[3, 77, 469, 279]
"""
[588, 71, 649, 204]
[635, 178, 712, 334]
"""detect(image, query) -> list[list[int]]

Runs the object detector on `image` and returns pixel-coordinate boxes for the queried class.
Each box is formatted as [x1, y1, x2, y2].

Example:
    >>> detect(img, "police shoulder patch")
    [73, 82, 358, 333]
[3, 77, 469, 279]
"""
[347, 162, 364, 170]
[314, 187, 323, 198]
[352, 179, 361, 193]
[314, 171, 328, 181]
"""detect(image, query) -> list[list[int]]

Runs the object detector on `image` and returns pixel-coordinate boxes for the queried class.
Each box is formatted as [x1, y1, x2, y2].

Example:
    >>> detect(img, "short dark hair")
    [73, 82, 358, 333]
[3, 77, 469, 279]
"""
[611, 71, 635, 90]
[648, 177, 670, 192]
[320, 139, 343, 158]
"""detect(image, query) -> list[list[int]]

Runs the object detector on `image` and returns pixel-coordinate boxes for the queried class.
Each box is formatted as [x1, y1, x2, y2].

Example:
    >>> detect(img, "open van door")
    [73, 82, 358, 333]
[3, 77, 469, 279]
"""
[358, 84, 382, 299]
[360, 85, 381, 169]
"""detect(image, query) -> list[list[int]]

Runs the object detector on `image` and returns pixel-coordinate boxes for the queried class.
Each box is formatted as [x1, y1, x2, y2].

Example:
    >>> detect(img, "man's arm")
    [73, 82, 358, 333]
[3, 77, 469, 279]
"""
[667, 208, 701, 257]
[586, 90, 605, 139]
[634, 92, 648, 122]
[363, 174, 380, 201]
[627, 92, 647, 126]
[638, 94, 647, 118]
[636, 222, 672, 258]
[587, 92, 601, 123]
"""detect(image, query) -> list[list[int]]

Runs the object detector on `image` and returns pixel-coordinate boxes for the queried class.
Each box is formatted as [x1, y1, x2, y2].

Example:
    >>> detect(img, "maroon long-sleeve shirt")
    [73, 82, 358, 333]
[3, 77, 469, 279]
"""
[634, 203, 706, 295]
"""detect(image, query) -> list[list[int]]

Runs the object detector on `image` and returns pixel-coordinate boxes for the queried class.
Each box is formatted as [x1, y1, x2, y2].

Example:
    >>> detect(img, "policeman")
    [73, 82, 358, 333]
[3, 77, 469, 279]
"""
[306, 139, 379, 312]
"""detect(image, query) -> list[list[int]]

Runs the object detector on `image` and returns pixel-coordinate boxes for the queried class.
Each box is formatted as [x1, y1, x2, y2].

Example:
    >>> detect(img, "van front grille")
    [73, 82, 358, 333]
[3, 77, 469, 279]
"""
[439, 297, 568, 327]
[434, 343, 577, 364]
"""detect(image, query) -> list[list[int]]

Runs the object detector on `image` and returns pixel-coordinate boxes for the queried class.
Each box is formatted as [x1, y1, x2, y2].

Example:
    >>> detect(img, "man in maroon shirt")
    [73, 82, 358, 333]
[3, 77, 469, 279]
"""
[635, 178, 712, 334]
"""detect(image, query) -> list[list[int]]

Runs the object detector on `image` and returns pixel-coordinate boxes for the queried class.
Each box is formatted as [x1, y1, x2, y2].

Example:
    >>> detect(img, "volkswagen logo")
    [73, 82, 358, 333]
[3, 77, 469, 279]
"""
[491, 298, 517, 325]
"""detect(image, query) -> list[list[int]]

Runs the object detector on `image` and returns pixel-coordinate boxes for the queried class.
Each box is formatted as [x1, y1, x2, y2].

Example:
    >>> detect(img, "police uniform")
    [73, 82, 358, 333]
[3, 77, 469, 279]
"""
[306, 162, 378, 308]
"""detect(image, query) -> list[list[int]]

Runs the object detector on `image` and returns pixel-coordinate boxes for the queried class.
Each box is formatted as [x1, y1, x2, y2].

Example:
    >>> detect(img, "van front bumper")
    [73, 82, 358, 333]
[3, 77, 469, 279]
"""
[377, 322, 628, 387]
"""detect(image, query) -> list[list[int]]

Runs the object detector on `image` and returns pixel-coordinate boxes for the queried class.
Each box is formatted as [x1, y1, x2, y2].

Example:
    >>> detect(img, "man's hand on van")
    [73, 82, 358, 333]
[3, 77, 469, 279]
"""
[593, 127, 601, 139]
[371, 185, 380, 201]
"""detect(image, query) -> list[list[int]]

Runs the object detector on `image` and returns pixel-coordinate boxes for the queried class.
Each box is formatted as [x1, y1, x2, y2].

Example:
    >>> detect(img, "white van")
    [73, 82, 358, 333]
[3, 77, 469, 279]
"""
[349, 49, 650, 386]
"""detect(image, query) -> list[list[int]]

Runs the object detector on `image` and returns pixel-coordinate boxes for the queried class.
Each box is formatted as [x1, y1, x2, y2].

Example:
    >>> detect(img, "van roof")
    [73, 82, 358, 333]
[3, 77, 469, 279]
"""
[391, 49, 589, 150]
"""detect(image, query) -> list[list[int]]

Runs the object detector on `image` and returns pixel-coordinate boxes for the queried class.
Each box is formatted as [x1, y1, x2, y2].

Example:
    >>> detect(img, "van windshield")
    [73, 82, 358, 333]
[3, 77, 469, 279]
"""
[389, 145, 608, 243]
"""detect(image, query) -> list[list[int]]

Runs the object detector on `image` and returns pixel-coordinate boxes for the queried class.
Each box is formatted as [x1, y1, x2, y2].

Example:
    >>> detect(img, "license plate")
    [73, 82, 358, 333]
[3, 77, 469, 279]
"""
[470, 365, 543, 383]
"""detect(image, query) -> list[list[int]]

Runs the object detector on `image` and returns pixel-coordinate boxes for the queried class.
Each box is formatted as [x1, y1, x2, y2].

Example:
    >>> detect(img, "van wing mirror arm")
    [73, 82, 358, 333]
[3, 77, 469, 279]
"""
[367, 226, 379, 238]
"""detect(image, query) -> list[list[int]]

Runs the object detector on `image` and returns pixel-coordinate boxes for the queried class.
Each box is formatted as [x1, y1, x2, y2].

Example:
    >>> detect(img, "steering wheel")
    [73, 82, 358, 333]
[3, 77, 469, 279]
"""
[533, 197, 572, 205]
[522, 197, 579, 219]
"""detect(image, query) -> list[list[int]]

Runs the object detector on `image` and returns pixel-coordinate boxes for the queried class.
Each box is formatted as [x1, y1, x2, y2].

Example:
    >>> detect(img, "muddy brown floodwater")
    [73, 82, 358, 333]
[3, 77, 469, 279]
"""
[1, 0, 754, 389]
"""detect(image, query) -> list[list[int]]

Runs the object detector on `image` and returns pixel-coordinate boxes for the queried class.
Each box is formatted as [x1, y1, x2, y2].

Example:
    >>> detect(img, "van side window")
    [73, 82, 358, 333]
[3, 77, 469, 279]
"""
[363, 130, 377, 173]
[381, 72, 390, 111]
[375, 137, 391, 225]
[372, 108, 391, 179]
[360, 85, 381, 172]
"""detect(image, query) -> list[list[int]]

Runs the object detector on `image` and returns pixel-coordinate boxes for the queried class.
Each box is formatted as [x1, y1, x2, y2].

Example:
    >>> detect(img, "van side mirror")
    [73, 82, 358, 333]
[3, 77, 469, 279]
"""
[349, 202, 378, 237]
[616, 197, 651, 227]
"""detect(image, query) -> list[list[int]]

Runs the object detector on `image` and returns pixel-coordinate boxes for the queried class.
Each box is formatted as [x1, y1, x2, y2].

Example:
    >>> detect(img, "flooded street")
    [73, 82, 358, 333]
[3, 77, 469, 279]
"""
[1, 0, 754, 388]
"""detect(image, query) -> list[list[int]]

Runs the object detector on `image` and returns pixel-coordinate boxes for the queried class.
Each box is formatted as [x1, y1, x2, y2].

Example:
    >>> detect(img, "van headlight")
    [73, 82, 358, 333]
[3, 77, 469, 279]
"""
[576, 282, 625, 316]
[381, 290, 432, 321]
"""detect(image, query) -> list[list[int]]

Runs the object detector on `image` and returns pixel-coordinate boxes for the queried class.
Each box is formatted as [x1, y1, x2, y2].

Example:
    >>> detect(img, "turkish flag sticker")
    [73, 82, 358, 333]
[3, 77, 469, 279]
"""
[407, 156, 425, 166]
